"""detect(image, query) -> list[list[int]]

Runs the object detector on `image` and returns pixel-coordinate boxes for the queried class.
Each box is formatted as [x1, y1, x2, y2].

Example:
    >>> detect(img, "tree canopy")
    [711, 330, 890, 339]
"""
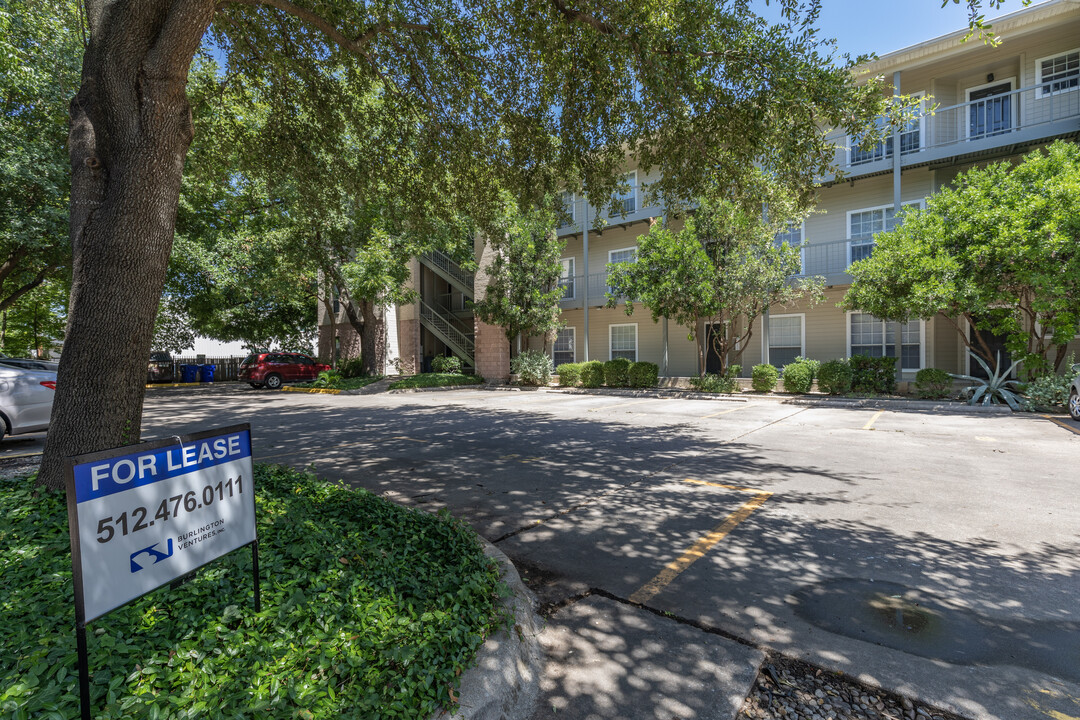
[607, 195, 823, 376]
[38, 0, 999, 488]
[843, 140, 1080, 375]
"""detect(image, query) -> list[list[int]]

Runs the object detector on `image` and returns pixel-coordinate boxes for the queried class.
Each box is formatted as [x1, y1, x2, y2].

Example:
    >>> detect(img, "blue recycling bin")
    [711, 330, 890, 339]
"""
[179, 364, 199, 383]
[199, 364, 216, 383]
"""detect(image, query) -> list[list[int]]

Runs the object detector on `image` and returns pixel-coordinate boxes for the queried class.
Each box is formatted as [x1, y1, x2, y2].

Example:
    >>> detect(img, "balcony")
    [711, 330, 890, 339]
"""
[827, 84, 1080, 180]
[557, 271, 638, 309]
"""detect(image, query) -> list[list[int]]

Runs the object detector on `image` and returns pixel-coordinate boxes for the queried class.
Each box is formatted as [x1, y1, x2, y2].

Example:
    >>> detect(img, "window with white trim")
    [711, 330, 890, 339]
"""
[558, 191, 575, 227]
[1037, 49, 1080, 97]
[849, 313, 922, 371]
[613, 172, 637, 215]
[774, 223, 804, 275]
[559, 257, 575, 299]
[848, 202, 921, 265]
[553, 327, 576, 367]
[849, 95, 924, 165]
[608, 247, 637, 296]
[768, 315, 804, 369]
[610, 324, 637, 362]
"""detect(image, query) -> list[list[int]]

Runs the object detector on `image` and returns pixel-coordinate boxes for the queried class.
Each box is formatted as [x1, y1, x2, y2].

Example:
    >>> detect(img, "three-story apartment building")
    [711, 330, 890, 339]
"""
[323, 0, 1080, 381]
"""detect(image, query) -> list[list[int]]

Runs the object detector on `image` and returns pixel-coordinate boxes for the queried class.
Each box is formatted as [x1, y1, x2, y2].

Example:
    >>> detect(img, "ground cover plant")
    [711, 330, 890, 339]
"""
[0, 465, 504, 719]
[300, 374, 384, 391]
[388, 374, 483, 390]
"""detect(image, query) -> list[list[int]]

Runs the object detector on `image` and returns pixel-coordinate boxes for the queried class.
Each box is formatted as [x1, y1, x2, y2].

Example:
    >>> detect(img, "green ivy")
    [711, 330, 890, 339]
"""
[0, 465, 504, 719]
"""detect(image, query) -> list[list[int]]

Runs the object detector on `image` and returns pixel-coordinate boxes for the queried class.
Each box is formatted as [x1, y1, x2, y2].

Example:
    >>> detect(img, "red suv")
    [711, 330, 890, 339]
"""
[239, 352, 330, 390]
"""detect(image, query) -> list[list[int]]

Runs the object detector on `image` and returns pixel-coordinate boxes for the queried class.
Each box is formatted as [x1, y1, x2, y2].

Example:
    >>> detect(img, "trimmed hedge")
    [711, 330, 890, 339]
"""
[751, 364, 779, 393]
[914, 368, 952, 399]
[580, 361, 605, 388]
[431, 355, 463, 374]
[817, 359, 853, 395]
[628, 361, 659, 388]
[556, 363, 583, 387]
[850, 354, 897, 394]
[603, 358, 632, 387]
[781, 361, 813, 394]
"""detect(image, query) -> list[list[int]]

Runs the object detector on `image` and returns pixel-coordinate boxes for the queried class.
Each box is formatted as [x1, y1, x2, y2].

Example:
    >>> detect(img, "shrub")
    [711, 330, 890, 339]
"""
[511, 350, 553, 386]
[556, 363, 583, 387]
[914, 368, 952, 399]
[339, 357, 366, 378]
[792, 356, 820, 383]
[850, 354, 897, 394]
[628, 361, 659, 388]
[751, 364, 779, 393]
[432, 355, 463, 374]
[603, 357, 633, 387]
[1022, 371, 1073, 409]
[580, 361, 605, 388]
[817, 359, 853, 395]
[689, 364, 741, 393]
[312, 369, 342, 388]
[781, 362, 813, 394]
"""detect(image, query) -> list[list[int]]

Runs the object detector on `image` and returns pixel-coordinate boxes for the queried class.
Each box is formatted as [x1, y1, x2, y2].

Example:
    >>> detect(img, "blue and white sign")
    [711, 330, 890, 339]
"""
[65, 425, 256, 623]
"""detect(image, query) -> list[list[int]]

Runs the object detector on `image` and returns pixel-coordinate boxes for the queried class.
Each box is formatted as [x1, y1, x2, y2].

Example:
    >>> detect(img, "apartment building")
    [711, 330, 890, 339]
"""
[322, 0, 1080, 381]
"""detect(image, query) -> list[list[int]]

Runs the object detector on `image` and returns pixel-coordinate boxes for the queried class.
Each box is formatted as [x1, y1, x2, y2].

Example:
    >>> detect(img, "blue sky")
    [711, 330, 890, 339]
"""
[754, 0, 1024, 60]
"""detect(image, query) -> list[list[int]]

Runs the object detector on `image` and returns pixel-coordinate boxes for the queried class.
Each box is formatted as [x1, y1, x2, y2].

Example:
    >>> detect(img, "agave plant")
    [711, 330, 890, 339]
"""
[950, 352, 1025, 410]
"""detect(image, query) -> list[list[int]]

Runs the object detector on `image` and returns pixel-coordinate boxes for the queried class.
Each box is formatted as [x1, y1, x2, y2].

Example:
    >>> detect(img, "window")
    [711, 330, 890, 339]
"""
[559, 257, 576, 299]
[849, 313, 923, 371]
[608, 247, 637, 295]
[553, 328, 576, 367]
[1037, 49, 1080, 97]
[774, 223, 804, 275]
[559, 191, 575, 227]
[610, 324, 637, 362]
[613, 172, 636, 215]
[849, 95, 924, 165]
[847, 202, 921, 265]
[768, 315, 804, 369]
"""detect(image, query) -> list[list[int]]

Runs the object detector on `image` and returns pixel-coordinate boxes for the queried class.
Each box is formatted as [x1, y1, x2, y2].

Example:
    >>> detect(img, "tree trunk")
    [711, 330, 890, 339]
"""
[37, 1, 214, 490]
[359, 299, 387, 377]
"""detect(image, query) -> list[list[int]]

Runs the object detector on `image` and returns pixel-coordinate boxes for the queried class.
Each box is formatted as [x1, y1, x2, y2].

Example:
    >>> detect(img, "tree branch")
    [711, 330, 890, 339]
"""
[0, 267, 53, 314]
[216, 0, 431, 57]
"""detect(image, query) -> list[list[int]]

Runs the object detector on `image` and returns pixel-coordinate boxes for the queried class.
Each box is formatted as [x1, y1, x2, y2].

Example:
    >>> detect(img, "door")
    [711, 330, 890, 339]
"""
[968, 81, 1012, 139]
[968, 324, 1012, 378]
[705, 324, 724, 374]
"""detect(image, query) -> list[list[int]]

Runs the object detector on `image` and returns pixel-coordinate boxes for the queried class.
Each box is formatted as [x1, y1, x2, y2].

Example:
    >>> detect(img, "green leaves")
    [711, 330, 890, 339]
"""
[0, 465, 503, 719]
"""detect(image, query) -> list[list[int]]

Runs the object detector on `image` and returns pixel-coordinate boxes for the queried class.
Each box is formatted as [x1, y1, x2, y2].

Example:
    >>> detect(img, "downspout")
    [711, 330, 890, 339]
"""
[582, 196, 590, 362]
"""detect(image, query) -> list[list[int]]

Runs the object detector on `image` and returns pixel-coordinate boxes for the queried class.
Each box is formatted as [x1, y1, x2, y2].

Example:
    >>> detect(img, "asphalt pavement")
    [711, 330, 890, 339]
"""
[6, 384, 1078, 720]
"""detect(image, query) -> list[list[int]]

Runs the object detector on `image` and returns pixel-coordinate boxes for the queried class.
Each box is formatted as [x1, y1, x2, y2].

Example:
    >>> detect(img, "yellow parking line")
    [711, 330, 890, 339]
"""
[1042, 415, 1080, 436]
[700, 407, 743, 420]
[862, 410, 885, 431]
[630, 490, 772, 605]
[588, 399, 656, 412]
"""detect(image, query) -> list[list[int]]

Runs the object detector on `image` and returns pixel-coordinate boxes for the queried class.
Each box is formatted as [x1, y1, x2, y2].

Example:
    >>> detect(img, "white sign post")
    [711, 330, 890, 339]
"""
[64, 424, 259, 720]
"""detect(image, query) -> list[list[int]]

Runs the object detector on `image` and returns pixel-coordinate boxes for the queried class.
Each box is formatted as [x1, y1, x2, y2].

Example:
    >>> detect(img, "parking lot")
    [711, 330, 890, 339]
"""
[5, 386, 1078, 719]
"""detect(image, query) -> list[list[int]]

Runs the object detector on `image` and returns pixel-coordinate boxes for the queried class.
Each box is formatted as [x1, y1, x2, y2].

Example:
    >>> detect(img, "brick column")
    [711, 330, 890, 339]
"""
[475, 320, 510, 382]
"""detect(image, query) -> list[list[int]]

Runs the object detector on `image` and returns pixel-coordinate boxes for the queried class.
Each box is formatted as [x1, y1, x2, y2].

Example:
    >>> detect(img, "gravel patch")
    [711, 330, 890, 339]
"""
[738, 655, 968, 720]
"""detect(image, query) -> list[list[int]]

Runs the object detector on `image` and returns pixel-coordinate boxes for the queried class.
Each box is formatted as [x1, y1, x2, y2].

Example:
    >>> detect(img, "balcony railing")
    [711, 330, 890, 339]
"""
[556, 271, 638, 308]
[829, 83, 1080, 175]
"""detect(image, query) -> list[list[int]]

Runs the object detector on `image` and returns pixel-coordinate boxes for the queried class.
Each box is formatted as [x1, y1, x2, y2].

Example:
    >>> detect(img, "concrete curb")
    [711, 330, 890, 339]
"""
[388, 383, 486, 394]
[779, 396, 1013, 414]
[432, 540, 543, 720]
[547, 386, 749, 402]
[280, 386, 342, 395]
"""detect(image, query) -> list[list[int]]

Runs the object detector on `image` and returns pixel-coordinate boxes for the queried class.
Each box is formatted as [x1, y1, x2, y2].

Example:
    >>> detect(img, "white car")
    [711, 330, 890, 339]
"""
[0, 365, 57, 441]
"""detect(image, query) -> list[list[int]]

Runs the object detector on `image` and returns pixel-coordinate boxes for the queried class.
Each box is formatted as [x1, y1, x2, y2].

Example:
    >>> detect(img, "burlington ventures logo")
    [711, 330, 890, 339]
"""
[130, 539, 174, 573]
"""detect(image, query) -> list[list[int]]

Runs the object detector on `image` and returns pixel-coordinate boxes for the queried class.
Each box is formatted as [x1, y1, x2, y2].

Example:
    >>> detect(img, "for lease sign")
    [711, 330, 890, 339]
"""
[65, 425, 256, 623]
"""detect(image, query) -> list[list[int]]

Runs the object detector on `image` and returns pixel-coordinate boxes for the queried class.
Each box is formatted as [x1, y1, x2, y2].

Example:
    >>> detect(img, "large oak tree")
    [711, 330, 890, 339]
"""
[42, 0, 1003, 489]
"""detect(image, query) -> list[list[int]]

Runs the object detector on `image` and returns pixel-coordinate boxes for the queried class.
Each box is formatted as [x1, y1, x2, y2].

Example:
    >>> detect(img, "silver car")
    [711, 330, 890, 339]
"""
[0, 364, 57, 441]
[1070, 363, 1080, 422]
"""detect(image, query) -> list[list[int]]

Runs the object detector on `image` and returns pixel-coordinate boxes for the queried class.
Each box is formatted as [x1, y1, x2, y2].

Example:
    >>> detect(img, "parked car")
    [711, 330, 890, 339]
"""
[0, 357, 59, 372]
[0, 365, 57, 441]
[148, 351, 175, 383]
[1069, 363, 1080, 421]
[238, 352, 330, 390]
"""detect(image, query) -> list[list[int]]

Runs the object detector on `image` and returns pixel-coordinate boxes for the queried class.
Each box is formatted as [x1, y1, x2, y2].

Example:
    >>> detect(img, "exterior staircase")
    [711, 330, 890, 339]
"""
[420, 250, 474, 297]
[419, 300, 475, 368]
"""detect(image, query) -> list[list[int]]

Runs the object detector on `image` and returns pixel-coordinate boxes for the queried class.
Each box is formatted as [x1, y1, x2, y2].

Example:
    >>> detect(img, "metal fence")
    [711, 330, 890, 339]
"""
[158, 356, 250, 382]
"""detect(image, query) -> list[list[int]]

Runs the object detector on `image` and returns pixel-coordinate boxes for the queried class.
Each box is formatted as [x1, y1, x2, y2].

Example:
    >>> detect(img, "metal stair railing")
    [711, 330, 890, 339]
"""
[419, 300, 475, 365]
[420, 250, 475, 296]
